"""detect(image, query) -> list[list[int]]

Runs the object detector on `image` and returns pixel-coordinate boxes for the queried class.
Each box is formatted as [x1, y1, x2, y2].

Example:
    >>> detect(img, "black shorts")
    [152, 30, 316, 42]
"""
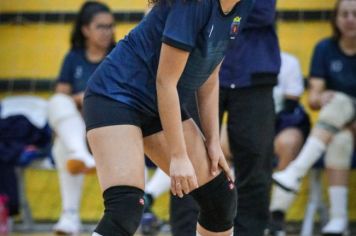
[83, 92, 191, 137]
[275, 105, 311, 141]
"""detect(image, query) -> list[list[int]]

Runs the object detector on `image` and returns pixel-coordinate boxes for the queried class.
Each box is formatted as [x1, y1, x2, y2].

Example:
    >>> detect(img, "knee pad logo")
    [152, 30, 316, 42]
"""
[139, 198, 145, 206]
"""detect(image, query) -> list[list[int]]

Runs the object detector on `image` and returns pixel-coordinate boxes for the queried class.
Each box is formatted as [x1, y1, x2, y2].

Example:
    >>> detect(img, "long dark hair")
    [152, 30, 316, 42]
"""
[331, 0, 356, 40]
[148, 0, 168, 4]
[71, 1, 115, 50]
[331, 0, 343, 40]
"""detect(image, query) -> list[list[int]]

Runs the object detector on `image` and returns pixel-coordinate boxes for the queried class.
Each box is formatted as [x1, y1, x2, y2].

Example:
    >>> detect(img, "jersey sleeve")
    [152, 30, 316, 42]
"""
[282, 55, 304, 97]
[57, 53, 74, 85]
[162, 0, 209, 52]
[309, 41, 327, 79]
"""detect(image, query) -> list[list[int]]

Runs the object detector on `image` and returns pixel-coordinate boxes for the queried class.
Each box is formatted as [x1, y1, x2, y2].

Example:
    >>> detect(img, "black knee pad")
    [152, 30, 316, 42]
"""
[190, 172, 237, 232]
[94, 186, 145, 236]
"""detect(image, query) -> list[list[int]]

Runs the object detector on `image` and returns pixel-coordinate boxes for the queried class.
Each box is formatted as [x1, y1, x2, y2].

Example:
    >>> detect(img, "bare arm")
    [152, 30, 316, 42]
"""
[156, 43, 198, 196]
[197, 63, 234, 180]
[157, 44, 190, 158]
[55, 82, 72, 94]
[308, 78, 326, 110]
[197, 64, 221, 145]
[55, 82, 83, 109]
[284, 95, 300, 101]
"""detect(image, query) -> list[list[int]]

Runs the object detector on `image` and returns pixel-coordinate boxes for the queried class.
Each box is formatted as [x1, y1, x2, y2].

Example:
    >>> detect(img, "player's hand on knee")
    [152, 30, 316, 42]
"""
[170, 155, 198, 198]
[219, 156, 234, 182]
[207, 143, 221, 176]
[207, 143, 234, 182]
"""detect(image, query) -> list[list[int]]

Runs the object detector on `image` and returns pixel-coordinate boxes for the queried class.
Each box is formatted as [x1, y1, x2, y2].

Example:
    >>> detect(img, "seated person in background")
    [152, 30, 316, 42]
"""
[47, 1, 115, 234]
[0, 95, 51, 234]
[273, 0, 356, 234]
[267, 52, 310, 235]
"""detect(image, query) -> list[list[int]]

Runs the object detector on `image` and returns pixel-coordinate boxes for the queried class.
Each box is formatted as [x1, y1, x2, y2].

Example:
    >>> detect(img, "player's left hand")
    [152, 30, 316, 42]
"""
[320, 90, 335, 106]
[207, 143, 234, 182]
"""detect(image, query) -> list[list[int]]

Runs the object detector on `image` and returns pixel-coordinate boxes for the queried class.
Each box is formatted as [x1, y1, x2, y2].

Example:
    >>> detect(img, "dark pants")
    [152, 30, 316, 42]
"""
[170, 85, 275, 236]
[170, 194, 199, 236]
[0, 164, 19, 216]
[220, 85, 275, 236]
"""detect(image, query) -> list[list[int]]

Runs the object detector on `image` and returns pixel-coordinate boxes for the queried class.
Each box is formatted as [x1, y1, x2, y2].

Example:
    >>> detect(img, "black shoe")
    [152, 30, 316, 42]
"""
[143, 193, 154, 213]
[140, 212, 162, 236]
[265, 211, 286, 236]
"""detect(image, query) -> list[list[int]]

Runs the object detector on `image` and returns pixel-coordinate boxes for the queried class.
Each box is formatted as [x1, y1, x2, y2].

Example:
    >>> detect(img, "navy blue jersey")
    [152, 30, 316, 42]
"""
[57, 49, 100, 94]
[310, 38, 356, 98]
[219, 0, 280, 89]
[87, 0, 254, 116]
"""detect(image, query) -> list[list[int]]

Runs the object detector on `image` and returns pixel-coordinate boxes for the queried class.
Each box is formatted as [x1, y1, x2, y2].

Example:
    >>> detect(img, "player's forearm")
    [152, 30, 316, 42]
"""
[308, 78, 326, 110]
[197, 74, 220, 145]
[157, 83, 187, 158]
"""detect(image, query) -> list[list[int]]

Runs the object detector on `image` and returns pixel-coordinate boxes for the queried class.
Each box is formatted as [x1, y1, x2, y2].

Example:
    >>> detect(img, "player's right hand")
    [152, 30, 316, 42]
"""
[170, 155, 199, 198]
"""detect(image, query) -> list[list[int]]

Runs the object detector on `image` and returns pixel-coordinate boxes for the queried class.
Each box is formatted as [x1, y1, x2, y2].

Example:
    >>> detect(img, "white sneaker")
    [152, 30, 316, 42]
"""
[322, 218, 349, 236]
[272, 169, 301, 193]
[53, 211, 81, 235]
[66, 158, 96, 175]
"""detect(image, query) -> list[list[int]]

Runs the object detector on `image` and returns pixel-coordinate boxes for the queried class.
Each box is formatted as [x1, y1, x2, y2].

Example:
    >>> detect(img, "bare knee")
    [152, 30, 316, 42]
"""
[275, 129, 304, 158]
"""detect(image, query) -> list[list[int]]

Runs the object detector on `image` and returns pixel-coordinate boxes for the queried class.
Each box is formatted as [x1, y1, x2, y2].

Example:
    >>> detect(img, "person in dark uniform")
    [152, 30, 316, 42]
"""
[83, 0, 253, 235]
[218, 1, 280, 235]
[170, 1, 279, 235]
[47, 2, 116, 234]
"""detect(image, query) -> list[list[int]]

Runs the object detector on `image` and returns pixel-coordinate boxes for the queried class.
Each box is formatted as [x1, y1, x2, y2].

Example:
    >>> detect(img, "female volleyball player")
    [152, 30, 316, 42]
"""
[83, 0, 253, 235]
[47, 2, 115, 234]
[273, 0, 356, 234]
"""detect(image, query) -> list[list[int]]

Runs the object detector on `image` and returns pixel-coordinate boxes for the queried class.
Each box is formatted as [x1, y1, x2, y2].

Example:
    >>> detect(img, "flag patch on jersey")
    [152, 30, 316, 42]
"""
[230, 16, 242, 39]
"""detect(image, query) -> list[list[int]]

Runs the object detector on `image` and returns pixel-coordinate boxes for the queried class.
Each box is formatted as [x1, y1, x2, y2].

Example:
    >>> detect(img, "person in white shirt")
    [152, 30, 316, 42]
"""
[267, 52, 311, 235]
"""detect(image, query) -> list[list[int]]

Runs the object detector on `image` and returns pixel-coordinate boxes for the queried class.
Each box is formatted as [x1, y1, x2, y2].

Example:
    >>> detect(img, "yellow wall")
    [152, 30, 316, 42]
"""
[22, 168, 356, 222]
[0, 0, 147, 12]
[278, 21, 332, 76]
[0, 23, 135, 79]
[24, 169, 170, 221]
[0, 0, 337, 12]
[0, 21, 333, 79]
[277, 0, 336, 10]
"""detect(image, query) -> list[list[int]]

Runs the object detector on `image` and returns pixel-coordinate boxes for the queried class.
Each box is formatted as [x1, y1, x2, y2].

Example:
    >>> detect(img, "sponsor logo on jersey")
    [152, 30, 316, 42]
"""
[229, 182, 235, 190]
[139, 198, 145, 205]
[74, 66, 83, 79]
[230, 16, 241, 39]
[330, 60, 343, 73]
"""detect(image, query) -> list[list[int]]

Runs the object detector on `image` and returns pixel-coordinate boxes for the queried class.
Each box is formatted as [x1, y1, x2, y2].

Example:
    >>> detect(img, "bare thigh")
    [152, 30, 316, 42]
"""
[87, 125, 145, 192]
[274, 127, 304, 170]
[143, 119, 216, 186]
